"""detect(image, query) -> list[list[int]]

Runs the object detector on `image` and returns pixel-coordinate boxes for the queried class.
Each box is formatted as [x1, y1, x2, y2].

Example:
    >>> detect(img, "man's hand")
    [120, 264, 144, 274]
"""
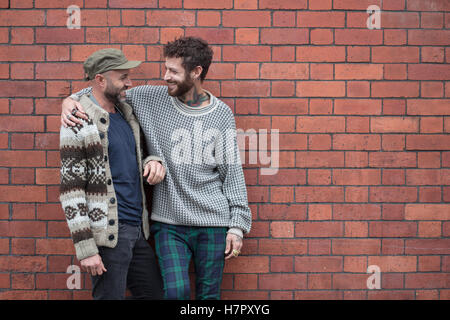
[143, 160, 166, 185]
[80, 254, 107, 276]
[61, 97, 87, 128]
[225, 233, 243, 260]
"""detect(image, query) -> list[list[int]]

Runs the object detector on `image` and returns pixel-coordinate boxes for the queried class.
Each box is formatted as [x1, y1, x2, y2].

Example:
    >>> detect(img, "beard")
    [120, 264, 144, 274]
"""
[104, 80, 127, 105]
[166, 74, 195, 97]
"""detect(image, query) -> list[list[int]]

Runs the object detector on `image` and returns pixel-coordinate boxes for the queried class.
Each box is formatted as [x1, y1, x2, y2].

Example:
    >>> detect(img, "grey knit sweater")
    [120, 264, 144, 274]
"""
[73, 86, 252, 235]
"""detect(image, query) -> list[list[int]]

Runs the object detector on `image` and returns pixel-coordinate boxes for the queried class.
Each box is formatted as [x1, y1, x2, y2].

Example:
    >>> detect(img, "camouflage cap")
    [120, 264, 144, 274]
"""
[83, 48, 141, 80]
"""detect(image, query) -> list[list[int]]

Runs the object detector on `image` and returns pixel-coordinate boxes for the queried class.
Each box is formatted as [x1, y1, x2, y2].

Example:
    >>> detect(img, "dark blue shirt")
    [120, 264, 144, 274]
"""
[90, 95, 142, 226]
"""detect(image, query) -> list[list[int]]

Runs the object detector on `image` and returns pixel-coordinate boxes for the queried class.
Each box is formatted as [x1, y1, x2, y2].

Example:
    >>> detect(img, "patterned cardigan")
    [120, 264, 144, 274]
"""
[59, 93, 162, 261]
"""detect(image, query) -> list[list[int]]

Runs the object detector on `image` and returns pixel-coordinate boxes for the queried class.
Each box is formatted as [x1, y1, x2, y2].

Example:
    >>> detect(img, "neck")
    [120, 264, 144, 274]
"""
[180, 84, 209, 107]
[92, 88, 116, 113]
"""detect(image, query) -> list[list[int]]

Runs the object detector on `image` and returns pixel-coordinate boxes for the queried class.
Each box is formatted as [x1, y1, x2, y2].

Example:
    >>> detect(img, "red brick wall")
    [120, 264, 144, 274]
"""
[0, 0, 449, 300]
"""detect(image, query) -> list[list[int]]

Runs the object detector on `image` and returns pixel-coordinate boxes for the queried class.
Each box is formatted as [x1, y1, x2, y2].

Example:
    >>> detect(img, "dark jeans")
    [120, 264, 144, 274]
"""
[91, 222, 164, 300]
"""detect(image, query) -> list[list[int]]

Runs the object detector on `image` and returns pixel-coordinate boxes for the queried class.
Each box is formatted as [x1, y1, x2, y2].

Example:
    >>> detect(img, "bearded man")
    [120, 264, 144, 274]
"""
[61, 37, 252, 300]
[59, 49, 165, 300]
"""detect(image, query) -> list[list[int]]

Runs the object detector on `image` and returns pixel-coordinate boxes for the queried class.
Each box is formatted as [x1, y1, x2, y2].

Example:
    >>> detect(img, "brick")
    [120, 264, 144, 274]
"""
[406, 204, 450, 220]
[297, 12, 345, 27]
[36, 28, 84, 44]
[0, 116, 45, 132]
[408, 64, 450, 81]
[0, 45, 45, 62]
[270, 221, 294, 238]
[310, 29, 333, 45]
[261, 28, 309, 45]
[296, 151, 344, 167]
[297, 46, 345, 62]
[223, 46, 270, 62]
[259, 204, 306, 220]
[295, 256, 342, 272]
[345, 221, 368, 237]
[407, 99, 450, 115]
[222, 81, 270, 97]
[0, 221, 46, 237]
[270, 186, 294, 203]
[296, 116, 345, 133]
[335, 29, 382, 45]
[260, 99, 308, 115]
[273, 11, 296, 27]
[418, 221, 441, 237]
[335, 64, 383, 80]
[295, 222, 343, 237]
[109, 0, 156, 7]
[407, 0, 450, 11]
[333, 134, 380, 151]
[371, 117, 418, 133]
[311, 63, 333, 80]
[186, 28, 234, 44]
[295, 186, 344, 202]
[147, 10, 195, 26]
[0, 150, 46, 167]
[421, 83, 443, 98]
[110, 28, 159, 44]
[333, 239, 381, 255]
[0, 256, 46, 272]
[381, 135, 405, 151]
[184, 0, 232, 8]
[405, 273, 450, 289]
[259, 239, 307, 255]
[235, 28, 259, 45]
[372, 47, 419, 64]
[370, 187, 417, 202]
[0, 186, 46, 202]
[308, 169, 331, 185]
[421, 47, 445, 63]
[271, 81, 295, 97]
[297, 81, 345, 97]
[259, 274, 306, 290]
[406, 135, 450, 150]
[36, 239, 75, 255]
[36, 63, 84, 80]
[334, 99, 381, 115]
[384, 64, 407, 80]
[334, 0, 381, 9]
[407, 169, 449, 185]
[333, 204, 381, 220]
[406, 239, 450, 255]
[372, 82, 419, 98]
[261, 63, 308, 80]
[223, 256, 269, 273]
[369, 221, 417, 237]
[332, 169, 380, 185]
[308, 134, 331, 150]
[223, 11, 271, 27]
[0, 10, 44, 26]
[408, 30, 450, 46]
[259, 0, 307, 9]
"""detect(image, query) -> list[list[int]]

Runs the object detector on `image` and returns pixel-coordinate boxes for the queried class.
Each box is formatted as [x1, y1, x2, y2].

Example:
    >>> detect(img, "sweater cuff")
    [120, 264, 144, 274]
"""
[227, 227, 243, 239]
[74, 238, 99, 262]
[69, 93, 80, 102]
[143, 155, 164, 169]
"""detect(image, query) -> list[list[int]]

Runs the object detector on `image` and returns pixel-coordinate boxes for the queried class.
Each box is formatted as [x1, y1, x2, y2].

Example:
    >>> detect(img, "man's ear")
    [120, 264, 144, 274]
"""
[191, 66, 203, 81]
[94, 73, 106, 88]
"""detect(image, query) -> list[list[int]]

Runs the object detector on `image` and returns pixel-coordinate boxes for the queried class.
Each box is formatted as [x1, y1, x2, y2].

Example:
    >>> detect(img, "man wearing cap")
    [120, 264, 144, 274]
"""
[59, 48, 165, 299]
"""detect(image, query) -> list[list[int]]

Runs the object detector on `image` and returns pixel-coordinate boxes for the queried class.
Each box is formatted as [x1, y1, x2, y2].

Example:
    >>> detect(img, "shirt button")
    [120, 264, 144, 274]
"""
[107, 179, 112, 185]
[99, 132, 105, 139]
[100, 118, 107, 124]
[109, 219, 115, 226]
[104, 155, 108, 162]
[108, 234, 114, 241]
[110, 198, 115, 204]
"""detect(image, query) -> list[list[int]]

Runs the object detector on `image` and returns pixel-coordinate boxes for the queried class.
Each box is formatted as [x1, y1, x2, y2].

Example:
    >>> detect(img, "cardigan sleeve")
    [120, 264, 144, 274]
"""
[59, 123, 99, 261]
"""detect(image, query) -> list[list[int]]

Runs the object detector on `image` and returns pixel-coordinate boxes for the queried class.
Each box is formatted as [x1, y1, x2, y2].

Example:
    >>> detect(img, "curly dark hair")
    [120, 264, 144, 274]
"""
[163, 36, 213, 82]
